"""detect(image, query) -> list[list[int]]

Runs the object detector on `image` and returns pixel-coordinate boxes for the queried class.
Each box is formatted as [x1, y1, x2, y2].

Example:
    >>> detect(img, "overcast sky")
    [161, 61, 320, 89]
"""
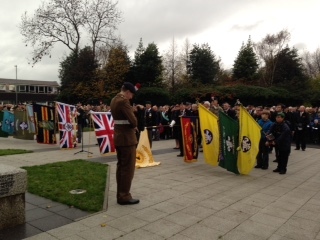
[1, 0, 319, 83]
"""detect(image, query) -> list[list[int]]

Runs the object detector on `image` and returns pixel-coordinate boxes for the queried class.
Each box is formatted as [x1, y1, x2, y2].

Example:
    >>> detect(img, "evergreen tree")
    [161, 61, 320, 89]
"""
[232, 37, 258, 82]
[132, 42, 163, 87]
[189, 43, 220, 85]
[103, 45, 131, 96]
[273, 47, 306, 87]
[58, 46, 99, 104]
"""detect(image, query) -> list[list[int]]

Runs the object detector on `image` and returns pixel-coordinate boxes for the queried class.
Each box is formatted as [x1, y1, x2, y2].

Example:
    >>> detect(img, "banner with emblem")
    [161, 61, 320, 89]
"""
[238, 105, 261, 175]
[219, 111, 239, 174]
[13, 110, 34, 140]
[90, 111, 115, 155]
[1, 111, 14, 135]
[26, 104, 36, 133]
[33, 104, 56, 144]
[56, 102, 77, 149]
[0, 112, 9, 138]
[136, 128, 161, 168]
[198, 104, 220, 166]
[181, 116, 199, 163]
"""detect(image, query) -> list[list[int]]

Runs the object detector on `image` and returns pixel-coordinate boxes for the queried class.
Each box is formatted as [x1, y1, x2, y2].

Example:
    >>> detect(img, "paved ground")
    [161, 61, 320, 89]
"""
[1, 132, 320, 240]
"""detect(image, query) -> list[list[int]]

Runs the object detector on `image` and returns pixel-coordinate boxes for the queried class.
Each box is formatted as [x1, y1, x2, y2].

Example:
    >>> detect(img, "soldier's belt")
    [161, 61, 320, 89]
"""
[114, 120, 130, 124]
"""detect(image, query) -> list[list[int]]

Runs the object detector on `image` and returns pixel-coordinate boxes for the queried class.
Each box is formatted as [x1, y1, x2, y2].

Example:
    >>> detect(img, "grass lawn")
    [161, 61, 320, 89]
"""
[22, 160, 108, 212]
[0, 149, 33, 156]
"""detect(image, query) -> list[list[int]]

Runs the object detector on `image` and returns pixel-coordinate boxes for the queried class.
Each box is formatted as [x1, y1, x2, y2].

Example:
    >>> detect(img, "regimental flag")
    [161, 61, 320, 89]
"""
[33, 104, 56, 144]
[1, 111, 14, 135]
[56, 102, 77, 149]
[238, 105, 262, 175]
[181, 116, 199, 163]
[26, 104, 36, 133]
[219, 111, 239, 174]
[91, 111, 115, 155]
[198, 104, 220, 166]
[136, 128, 161, 168]
[13, 110, 34, 140]
[0, 112, 9, 138]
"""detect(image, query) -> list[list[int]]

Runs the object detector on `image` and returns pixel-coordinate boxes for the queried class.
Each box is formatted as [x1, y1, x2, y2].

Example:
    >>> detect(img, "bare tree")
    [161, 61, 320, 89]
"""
[20, 0, 122, 65]
[302, 48, 320, 79]
[83, 0, 122, 57]
[181, 38, 191, 75]
[162, 37, 185, 93]
[254, 29, 290, 86]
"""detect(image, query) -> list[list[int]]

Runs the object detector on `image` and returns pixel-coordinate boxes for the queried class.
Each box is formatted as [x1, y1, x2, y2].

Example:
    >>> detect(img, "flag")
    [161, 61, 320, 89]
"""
[238, 105, 262, 175]
[33, 104, 56, 144]
[13, 110, 34, 140]
[0, 112, 9, 138]
[56, 102, 77, 149]
[91, 112, 115, 154]
[181, 116, 199, 163]
[136, 128, 161, 168]
[26, 104, 36, 133]
[1, 111, 14, 135]
[219, 111, 239, 174]
[198, 104, 220, 166]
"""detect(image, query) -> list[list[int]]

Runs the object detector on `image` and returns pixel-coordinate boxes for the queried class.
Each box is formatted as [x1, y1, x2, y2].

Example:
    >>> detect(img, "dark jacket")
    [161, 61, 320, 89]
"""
[294, 111, 310, 131]
[269, 121, 291, 151]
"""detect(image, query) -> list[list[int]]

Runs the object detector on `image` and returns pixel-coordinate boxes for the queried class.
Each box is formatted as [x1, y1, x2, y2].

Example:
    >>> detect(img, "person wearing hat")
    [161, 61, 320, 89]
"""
[110, 82, 139, 205]
[266, 112, 291, 174]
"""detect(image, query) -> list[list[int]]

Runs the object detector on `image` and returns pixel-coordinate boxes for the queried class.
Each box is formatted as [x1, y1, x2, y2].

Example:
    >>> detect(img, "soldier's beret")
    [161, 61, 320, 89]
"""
[145, 101, 151, 105]
[122, 82, 136, 94]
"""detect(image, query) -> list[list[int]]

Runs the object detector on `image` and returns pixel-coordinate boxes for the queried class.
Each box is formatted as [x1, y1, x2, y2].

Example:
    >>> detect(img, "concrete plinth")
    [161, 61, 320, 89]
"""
[0, 164, 27, 230]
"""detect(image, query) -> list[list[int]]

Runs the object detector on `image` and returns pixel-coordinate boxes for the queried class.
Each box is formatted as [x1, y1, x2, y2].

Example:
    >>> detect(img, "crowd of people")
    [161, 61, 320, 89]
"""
[2, 99, 320, 147]
[2, 83, 320, 205]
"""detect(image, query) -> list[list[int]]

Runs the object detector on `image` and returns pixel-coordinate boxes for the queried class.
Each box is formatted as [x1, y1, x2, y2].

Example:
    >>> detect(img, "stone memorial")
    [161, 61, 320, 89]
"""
[0, 164, 27, 230]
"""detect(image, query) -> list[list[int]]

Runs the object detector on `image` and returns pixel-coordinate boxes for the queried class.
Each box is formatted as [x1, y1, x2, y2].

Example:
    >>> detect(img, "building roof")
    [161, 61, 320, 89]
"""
[0, 78, 60, 87]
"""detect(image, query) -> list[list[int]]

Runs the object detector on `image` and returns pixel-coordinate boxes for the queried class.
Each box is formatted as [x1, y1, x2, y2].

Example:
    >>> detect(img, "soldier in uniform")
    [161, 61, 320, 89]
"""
[110, 82, 139, 205]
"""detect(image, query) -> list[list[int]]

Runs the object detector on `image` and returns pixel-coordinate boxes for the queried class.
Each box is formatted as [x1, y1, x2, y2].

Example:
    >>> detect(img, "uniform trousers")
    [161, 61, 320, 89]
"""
[115, 145, 136, 201]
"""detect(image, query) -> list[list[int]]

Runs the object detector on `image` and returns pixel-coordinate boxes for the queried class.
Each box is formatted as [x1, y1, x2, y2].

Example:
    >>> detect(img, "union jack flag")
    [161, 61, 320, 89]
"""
[91, 112, 115, 154]
[56, 102, 77, 149]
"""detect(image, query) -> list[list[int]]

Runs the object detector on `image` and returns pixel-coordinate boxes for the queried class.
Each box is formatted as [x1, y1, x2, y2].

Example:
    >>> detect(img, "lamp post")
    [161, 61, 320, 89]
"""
[14, 65, 18, 105]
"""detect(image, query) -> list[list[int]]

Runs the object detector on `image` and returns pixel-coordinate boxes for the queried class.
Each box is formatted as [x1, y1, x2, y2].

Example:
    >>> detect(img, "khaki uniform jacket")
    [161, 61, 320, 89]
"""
[110, 93, 138, 146]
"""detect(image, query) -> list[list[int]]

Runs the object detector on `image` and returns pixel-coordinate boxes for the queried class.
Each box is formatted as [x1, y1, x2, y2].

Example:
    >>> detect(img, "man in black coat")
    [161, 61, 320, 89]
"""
[294, 105, 310, 151]
[145, 101, 157, 148]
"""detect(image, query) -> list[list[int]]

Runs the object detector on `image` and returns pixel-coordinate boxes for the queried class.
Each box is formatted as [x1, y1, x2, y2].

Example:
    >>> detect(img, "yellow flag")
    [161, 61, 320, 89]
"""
[198, 104, 220, 166]
[238, 105, 262, 175]
[136, 128, 161, 168]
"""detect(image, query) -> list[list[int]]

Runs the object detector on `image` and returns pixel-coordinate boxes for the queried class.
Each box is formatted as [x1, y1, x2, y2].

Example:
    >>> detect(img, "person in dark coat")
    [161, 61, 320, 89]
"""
[222, 102, 237, 120]
[170, 102, 186, 157]
[133, 104, 145, 142]
[266, 112, 291, 174]
[110, 82, 139, 205]
[145, 101, 157, 148]
[294, 105, 310, 151]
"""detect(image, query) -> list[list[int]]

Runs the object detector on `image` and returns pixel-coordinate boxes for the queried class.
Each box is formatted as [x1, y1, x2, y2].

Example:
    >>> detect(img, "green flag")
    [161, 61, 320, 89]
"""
[219, 111, 239, 174]
[13, 110, 35, 140]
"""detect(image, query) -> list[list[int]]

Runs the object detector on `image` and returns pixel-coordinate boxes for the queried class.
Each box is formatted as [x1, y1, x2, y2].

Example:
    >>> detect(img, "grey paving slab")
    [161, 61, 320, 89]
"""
[2, 135, 320, 239]
[179, 224, 224, 240]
